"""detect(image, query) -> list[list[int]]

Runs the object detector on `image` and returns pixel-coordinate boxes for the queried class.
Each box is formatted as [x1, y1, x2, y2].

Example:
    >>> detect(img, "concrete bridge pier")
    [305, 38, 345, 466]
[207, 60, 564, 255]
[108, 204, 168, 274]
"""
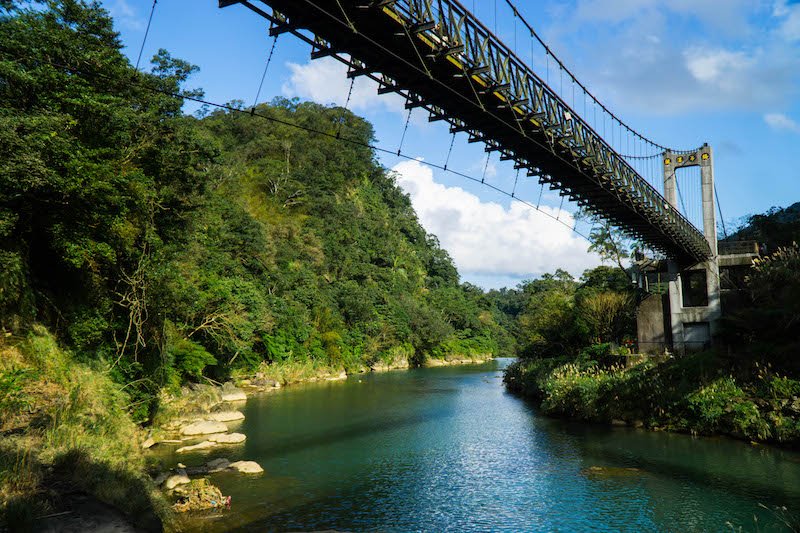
[637, 144, 722, 355]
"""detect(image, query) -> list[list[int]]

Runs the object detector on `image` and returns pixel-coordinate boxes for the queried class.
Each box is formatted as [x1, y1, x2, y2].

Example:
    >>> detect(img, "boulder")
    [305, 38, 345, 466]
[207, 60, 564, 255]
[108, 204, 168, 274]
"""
[172, 479, 230, 513]
[205, 458, 231, 473]
[228, 460, 263, 474]
[152, 472, 169, 486]
[180, 420, 228, 436]
[163, 473, 191, 490]
[221, 390, 247, 403]
[141, 437, 156, 450]
[208, 411, 245, 422]
[326, 370, 348, 381]
[176, 440, 217, 453]
[208, 432, 246, 444]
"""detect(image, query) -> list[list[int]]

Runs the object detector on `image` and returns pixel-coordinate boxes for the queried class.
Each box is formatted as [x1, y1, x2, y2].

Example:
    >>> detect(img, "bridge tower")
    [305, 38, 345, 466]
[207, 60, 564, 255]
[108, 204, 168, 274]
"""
[636, 144, 721, 354]
[663, 144, 721, 353]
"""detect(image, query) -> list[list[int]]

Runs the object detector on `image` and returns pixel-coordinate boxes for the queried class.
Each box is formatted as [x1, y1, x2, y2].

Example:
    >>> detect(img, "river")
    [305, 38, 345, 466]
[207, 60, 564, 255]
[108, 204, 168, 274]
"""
[171, 359, 800, 531]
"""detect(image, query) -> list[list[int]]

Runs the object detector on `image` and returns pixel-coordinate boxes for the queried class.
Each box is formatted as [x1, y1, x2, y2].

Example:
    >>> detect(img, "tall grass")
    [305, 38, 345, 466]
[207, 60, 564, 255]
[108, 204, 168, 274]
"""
[0, 327, 169, 530]
[505, 352, 800, 445]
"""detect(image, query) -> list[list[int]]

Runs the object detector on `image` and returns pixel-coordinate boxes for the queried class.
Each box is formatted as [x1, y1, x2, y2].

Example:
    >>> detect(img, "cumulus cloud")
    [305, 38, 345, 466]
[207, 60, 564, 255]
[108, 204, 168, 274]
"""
[545, 0, 800, 114]
[685, 48, 752, 84]
[764, 112, 800, 132]
[282, 57, 405, 115]
[391, 160, 602, 287]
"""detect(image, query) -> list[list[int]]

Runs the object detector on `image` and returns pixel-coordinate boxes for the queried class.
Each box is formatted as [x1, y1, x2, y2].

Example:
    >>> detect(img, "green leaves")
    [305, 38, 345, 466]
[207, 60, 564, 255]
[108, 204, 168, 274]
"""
[0, 1, 510, 404]
[168, 337, 217, 380]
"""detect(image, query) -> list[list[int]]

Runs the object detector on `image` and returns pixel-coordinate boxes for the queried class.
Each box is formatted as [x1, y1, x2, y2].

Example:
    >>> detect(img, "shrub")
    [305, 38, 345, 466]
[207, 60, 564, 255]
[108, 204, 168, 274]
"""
[577, 291, 633, 344]
[169, 337, 217, 381]
[0, 328, 169, 530]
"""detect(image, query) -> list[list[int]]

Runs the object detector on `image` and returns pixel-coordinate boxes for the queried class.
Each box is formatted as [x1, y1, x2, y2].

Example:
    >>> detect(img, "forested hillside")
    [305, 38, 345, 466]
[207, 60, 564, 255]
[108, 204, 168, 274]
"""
[726, 201, 800, 251]
[0, 2, 511, 526]
[0, 0, 511, 414]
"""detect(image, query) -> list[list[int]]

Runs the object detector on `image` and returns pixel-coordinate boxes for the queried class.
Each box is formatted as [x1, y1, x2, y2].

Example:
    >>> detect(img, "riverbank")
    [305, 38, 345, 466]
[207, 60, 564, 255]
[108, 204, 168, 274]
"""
[0, 327, 168, 531]
[229, 353, 494, 393]
[504, 351, 800, 447]
[0, 325, 495, 531]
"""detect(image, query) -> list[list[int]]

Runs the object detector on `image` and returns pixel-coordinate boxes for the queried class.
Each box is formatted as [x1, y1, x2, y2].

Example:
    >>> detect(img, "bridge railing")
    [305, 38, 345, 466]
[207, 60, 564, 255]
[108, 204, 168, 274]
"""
[228, 0, 711, 261]
[388, 0, 710, 261]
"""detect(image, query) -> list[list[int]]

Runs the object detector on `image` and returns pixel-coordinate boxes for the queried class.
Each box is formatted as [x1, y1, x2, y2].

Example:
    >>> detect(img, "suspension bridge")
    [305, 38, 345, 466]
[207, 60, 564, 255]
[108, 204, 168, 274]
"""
[219, 0, 717, 266]
[217, 0, 744, 353]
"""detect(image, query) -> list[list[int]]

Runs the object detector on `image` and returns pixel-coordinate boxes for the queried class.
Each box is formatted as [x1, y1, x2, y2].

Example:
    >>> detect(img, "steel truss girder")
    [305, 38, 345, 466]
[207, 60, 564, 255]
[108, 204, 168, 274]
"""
[223, 0, 710, 263]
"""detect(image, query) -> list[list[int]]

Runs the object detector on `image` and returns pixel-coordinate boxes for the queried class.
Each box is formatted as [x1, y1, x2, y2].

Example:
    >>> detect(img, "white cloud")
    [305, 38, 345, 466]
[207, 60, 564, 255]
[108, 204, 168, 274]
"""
[282, 57, 405, 115]
[764, 112, 800, 132]
[685, 48, 752, 84]
[107, 0, 144, 30]
[774, 0, 800, 41]
[545, 0, 800, 114]
[391, 160, 602, 287]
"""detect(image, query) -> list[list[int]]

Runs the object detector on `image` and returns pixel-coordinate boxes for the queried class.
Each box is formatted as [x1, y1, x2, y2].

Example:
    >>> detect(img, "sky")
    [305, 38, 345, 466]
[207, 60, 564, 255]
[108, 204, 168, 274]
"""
[101, 0, 800, 289]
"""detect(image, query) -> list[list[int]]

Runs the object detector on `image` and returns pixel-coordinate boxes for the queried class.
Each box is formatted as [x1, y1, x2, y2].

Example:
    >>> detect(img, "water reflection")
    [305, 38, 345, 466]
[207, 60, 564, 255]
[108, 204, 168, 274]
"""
[163, 359, 800, 532]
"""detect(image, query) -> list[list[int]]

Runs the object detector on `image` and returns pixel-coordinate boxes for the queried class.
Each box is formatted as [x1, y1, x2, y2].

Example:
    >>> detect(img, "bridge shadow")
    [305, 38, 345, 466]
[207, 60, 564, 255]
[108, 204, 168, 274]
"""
[253, 407, 453, 460]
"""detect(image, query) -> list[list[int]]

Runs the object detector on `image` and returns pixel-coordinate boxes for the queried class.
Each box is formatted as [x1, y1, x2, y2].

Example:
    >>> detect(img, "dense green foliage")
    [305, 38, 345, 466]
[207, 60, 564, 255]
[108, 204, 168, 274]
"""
[0, 0, 512, 423]
[504, 354, 800, 445]
[728, 201, 800, 251]
[489, 266, 636, 358]
[504, 205, 800, 446]
[0, 1, 516, 526]
[723, 244, 800, 373]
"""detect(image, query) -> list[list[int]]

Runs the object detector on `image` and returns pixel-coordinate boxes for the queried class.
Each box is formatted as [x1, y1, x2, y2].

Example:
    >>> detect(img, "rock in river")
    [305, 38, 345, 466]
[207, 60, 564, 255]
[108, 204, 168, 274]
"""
[581, 466, 644, 478]
[205, 458, 231, 473]
[228, 460, 263, 474]
[163, 473, 191, 490]
[208, 432, 246, 444]
[176, 440, 217, 453]
[208, 411, 245, 422]
[220, 387, 247, 402]
[180, 420, 228, 436]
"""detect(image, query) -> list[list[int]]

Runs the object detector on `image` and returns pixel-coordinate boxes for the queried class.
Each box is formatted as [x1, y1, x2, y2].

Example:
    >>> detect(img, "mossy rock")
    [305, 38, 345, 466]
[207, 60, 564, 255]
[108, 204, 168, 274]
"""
[172, 479, 229, 513]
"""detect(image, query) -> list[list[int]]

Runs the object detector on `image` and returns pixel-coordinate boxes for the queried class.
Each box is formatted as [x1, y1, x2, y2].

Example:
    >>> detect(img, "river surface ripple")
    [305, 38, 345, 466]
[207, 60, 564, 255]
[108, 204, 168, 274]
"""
[172, 358, 800, 532]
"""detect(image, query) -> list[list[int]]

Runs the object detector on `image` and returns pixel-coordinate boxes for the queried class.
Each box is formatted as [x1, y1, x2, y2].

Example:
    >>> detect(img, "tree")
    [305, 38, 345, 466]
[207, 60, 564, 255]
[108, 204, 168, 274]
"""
[576, 209, 633, 275]
[577, 291, 633, 344]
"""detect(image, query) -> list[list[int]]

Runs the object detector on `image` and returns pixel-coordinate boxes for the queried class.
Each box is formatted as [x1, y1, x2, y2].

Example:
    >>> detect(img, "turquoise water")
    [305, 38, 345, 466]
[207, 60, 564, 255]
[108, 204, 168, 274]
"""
[173, 359, 800, 532]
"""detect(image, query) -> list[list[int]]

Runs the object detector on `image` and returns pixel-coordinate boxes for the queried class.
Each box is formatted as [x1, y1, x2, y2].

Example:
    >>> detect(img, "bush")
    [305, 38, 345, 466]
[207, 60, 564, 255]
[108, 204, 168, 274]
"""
[577, 291, 633, 344]
[169, 337, 217, 381]
[725, 244, 800, 368]
[0, 328, 168, 530]
[506, 350, 800, 444]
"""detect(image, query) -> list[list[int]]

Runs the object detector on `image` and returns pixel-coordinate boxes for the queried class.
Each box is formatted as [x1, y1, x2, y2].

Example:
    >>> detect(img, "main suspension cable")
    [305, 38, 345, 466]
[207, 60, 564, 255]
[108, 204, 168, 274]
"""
[252, 34, 279, 113]
[502, 0, 693, 154]
[135, 0, 158, 70]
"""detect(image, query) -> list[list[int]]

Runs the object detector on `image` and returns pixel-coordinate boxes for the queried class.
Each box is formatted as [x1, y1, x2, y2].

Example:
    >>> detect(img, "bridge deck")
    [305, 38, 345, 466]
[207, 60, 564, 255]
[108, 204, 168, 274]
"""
[223, 0, 712, 264]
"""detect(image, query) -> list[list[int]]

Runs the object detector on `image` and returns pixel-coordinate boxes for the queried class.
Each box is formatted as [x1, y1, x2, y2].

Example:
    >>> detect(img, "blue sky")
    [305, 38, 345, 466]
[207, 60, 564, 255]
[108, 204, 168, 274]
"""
[102, 0, 800, 289]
